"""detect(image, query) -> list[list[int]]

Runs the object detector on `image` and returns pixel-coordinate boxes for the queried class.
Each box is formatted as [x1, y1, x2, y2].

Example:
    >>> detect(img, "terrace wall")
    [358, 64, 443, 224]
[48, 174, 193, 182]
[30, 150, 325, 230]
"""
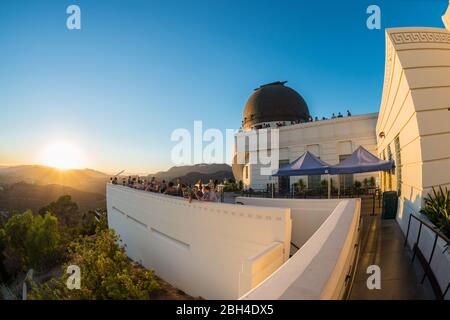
[240, 198, 361, 299]
[106, 185, 291, 299]
[235, 197, 341, 250]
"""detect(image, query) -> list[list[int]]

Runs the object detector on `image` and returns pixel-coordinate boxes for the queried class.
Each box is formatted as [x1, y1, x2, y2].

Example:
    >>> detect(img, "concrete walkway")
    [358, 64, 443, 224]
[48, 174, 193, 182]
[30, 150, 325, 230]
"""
[349, 207, 435, 300]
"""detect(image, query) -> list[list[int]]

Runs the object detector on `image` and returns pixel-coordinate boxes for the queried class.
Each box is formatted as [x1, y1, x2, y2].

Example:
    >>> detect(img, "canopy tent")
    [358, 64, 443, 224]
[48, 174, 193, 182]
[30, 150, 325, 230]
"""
[271, 147, 394, 199]
[272, 151, 330, 176]
[272, 151, 332, 198]
[329, 146, 395, 174]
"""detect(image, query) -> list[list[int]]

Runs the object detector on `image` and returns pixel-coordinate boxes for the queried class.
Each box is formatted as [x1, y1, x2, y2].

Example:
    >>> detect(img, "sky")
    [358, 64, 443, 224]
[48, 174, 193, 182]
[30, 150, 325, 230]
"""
[0, 0, 448, 174]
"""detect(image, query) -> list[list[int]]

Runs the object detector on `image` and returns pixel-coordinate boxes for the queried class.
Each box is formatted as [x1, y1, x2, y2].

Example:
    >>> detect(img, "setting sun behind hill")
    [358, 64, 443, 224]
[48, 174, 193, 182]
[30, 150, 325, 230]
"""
[40, 142, 86, 170]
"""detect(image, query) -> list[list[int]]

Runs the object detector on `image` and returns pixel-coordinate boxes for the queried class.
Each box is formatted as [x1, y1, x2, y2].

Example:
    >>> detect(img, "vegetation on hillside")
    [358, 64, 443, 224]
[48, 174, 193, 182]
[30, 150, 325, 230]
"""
[0, 210, 61, 276]
[29, 228, 160, 300]
[0, 195, 187, 300]
[0, 182, 106, 215]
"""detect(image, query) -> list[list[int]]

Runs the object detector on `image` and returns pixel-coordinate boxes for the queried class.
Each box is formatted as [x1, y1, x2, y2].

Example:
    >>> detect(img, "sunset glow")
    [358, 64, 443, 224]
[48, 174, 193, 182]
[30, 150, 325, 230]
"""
[41, 142, 85, 170]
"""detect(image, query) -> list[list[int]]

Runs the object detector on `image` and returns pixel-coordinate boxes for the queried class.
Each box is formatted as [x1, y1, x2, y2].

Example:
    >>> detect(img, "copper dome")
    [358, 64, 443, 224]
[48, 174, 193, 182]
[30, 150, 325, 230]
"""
[242, 81, 310, 129]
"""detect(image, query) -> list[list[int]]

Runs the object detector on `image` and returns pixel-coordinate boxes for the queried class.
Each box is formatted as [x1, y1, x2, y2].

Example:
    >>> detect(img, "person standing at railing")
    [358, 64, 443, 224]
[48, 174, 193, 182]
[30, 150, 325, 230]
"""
[164, 182, 178, 195]
[181, 184, 198, 203]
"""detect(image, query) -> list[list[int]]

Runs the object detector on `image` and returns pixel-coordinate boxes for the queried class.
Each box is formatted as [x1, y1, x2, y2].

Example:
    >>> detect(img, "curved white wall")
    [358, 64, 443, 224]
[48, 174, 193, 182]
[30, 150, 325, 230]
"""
[239, 198, 361, 300]
[106, 185, 292, 299]
[235, 197, 341, 250]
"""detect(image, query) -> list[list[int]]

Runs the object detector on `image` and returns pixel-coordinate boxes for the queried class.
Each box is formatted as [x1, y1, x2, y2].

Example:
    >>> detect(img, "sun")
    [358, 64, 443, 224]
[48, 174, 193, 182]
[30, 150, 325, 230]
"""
[41, 142, 85, 170]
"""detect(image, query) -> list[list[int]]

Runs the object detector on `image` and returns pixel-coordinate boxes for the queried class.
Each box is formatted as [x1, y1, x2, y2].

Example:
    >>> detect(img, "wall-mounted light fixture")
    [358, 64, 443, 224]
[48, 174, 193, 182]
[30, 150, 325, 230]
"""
[378, 132, 385, 138]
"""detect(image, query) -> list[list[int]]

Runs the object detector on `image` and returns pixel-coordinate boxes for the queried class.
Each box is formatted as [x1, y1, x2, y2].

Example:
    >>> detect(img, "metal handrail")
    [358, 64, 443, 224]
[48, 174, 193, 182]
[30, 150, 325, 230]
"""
[404, 212, 450, 299]
[344, 213, 364, 300]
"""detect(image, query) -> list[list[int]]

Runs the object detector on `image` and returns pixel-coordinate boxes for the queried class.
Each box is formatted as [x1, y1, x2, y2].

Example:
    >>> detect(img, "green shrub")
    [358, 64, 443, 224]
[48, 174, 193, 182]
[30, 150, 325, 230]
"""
[420, 186, 450, 238]
[30, 229, 159, 300]
[0, 210, 61, 275]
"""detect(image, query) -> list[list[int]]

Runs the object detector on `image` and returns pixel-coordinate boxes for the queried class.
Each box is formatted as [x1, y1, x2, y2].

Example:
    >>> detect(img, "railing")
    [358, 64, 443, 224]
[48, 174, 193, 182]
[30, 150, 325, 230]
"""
[343, 213, 363, 300]
[240, 187, 382, 216]
[404, 213, 450, 300]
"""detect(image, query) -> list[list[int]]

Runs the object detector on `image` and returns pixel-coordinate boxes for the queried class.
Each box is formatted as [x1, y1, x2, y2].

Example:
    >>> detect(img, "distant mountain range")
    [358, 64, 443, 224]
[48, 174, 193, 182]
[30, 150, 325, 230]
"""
[149, 163, 233, 184]
[0, 163, 234, 214]
[0, 165, 109, 194]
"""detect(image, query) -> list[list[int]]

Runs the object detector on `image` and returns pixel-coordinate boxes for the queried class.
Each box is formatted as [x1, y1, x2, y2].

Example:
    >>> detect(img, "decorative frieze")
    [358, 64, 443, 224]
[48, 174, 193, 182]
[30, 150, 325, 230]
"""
[390, 31, 450, 45]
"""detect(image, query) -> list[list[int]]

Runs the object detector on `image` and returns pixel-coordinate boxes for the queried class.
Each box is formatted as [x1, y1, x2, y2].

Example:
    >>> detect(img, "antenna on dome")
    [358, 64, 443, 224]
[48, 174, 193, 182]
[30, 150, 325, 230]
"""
[254, 81, 288, 91]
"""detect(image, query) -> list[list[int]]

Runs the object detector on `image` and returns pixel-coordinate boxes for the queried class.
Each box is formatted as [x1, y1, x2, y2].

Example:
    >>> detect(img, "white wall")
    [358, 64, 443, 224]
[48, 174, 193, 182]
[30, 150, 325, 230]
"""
[235, 197, 341, 250]
[377, 26, 450, 299]
[234, 113, 379, 190]
[240, 199, 361, 300]
[106, 185, 292, 299]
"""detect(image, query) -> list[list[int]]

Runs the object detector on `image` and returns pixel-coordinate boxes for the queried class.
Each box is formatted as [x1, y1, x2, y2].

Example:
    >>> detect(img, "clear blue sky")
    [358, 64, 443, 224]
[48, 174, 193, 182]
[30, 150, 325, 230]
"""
[0, 0, 447, 173]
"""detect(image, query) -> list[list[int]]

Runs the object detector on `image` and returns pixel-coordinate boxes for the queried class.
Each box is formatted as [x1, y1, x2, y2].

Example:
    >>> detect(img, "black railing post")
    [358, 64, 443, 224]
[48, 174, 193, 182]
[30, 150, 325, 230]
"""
[411, 221, 423, 262]
[404, 213, 413, 247]
[421, 232, 439, 284]
[402, 212, 450, 299]
[443, 282, 450, 299]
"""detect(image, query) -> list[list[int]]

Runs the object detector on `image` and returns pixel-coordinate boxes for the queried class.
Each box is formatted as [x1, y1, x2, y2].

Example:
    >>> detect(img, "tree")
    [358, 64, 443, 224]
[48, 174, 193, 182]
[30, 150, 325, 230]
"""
[298, 179, 306, 192]
[363, 178, 369, 188]
[79, 208, 108, 236]
[0, 210, 61, 276]
[30, 229, 159, 300]
[39, 195, 80, 228]
[24, 213, 61, 271]
[0, 228, 7, 279]
[1, 210, 33, 275]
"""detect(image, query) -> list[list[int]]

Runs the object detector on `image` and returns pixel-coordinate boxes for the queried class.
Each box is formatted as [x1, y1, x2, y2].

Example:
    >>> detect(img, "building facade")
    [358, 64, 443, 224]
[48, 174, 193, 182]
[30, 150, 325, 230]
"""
[377, 19, 450, 233]
[232, 82, 379, 193]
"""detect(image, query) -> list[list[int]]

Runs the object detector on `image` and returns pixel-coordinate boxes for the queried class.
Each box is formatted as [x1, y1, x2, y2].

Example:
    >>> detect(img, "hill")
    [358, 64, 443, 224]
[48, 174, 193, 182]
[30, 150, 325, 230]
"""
[0, 182, 105, 214]
[149, 163, 233, 184]
[0, 165, 109, 194]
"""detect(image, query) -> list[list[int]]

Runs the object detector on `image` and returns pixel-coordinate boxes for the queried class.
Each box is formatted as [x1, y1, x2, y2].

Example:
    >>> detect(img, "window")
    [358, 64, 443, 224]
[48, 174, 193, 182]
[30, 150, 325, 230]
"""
[308, 175, 321, 191]
[387, 145, 393, 190]
[245, 166, 249, 180]
[339, 154, 354, 192]
[394, 136, 402, 196]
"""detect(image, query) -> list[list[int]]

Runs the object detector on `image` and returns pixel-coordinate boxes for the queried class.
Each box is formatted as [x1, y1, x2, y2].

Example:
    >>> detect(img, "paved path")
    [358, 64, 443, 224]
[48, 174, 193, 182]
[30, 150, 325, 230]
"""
[349, 209, 435, 300]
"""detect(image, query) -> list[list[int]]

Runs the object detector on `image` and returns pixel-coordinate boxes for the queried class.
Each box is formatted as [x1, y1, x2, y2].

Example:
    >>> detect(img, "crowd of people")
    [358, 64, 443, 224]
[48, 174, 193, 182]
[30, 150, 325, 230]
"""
[246, 110, 352, 131]
[110, 176, 221, 203]
[304, 110, 353, 123]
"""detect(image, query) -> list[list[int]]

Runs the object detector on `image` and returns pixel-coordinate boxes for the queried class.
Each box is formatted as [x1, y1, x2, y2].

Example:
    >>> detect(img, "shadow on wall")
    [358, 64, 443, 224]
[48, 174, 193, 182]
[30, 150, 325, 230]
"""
[397, 190, 450, 300]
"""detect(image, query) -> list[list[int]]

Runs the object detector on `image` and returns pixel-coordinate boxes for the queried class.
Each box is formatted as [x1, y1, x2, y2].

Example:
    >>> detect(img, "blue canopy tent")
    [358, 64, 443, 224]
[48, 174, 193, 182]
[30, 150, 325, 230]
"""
[272, 147, 395, 199]
[272, 151, 333, 198]
[329, 146, 395, 198]
[272, 151, 331, 176]
[329, 146, 395, 175]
